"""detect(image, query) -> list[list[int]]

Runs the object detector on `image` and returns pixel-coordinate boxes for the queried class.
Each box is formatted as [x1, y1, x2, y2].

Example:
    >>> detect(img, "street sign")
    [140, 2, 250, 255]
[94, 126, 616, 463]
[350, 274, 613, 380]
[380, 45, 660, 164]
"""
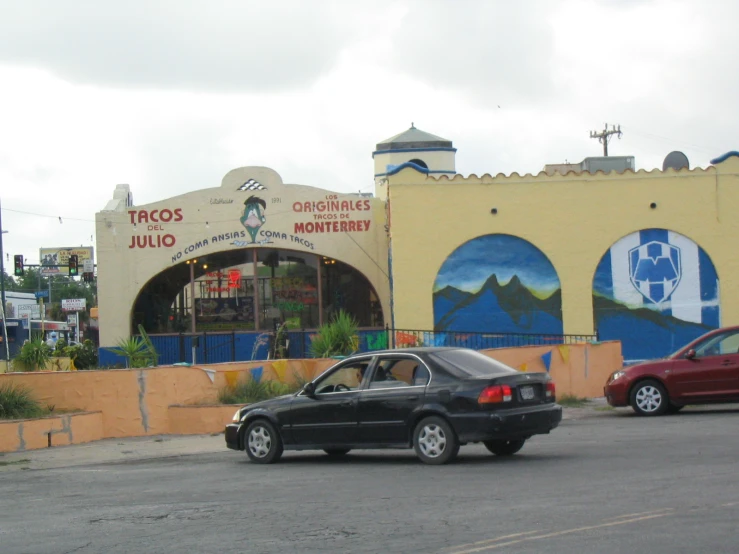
[67, 314, 77, 326]
[61, 298, 87, 312]
[34, 290, 50, 299]
[83, 259, 94, 273]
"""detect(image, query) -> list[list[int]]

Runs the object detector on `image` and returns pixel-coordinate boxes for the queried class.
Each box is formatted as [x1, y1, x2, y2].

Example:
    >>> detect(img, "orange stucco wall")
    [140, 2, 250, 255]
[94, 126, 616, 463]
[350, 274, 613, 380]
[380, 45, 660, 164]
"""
[0, 358, 337, 447]
[168, 405, 242, 435]
[0, 412, 103, 452]
[482, 341, 622, 398]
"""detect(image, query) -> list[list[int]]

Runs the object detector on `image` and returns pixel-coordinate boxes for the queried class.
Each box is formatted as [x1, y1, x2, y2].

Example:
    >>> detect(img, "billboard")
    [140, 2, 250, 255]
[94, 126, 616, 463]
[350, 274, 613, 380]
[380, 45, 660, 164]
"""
[40, 247, 94, 275]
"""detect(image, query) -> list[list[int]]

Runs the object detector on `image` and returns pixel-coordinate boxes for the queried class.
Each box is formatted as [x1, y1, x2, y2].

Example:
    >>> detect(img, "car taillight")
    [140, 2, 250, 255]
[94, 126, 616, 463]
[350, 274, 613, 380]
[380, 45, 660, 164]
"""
[478, 385, 512, 404]
[546, 381, 556, 399]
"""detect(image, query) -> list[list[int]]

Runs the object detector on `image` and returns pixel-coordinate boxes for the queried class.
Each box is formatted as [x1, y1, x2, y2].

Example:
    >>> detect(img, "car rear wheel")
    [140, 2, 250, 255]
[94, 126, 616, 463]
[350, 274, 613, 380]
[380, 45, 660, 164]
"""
[244, 419, 283, 464]
[413, 416, 459, 465]
[630, 380, 669, 416]
[484, 439, 526, 456]
[324, 448, 351, 457]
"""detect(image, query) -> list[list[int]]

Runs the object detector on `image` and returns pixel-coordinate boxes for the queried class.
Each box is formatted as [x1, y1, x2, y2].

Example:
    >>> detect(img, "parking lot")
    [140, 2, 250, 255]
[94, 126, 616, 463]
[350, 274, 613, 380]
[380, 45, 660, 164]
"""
[1, 404, 738, 554]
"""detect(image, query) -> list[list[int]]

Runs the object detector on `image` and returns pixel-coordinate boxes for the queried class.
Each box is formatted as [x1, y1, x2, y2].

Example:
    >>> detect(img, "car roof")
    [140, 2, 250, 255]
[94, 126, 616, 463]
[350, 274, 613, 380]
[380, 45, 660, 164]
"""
[348, 347, 467, 357]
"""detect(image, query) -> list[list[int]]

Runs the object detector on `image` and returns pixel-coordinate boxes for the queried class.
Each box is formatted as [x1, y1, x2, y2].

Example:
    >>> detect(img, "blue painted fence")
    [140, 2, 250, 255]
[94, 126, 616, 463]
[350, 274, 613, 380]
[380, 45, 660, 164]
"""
[97, 327, 595, 367]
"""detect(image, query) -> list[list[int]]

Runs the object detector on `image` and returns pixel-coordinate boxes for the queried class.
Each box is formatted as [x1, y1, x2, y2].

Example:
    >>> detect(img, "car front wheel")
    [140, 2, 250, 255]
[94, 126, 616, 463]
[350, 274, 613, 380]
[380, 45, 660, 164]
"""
[484, 439, 526, 456]
[630, 380, 669, 416]
[244, 419, 283, 464]
[413, 416, 459, 465]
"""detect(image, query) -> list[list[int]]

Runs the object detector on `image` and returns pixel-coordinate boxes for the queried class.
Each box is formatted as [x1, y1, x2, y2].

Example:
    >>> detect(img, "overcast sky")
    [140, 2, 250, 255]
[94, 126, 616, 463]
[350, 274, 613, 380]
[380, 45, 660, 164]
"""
[1, 0, 736, 266]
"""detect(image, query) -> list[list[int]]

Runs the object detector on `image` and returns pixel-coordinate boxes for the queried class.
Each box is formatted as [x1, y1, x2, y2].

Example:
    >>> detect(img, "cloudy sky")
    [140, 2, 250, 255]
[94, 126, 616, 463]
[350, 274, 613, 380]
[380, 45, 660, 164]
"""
[0, 0, 735, 266]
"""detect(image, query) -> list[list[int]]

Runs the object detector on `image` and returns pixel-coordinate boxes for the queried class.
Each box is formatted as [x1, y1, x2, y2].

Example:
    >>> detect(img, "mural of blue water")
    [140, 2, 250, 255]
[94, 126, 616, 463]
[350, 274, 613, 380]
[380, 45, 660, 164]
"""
[433, 234, 563, 334]
[593, 228, 720, 362]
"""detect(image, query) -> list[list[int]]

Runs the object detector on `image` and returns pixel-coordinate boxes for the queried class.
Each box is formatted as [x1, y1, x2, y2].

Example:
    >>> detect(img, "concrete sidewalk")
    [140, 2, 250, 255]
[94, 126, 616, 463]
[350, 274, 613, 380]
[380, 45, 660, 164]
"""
[0, 433, 227, 472]
[0, 399, 620, 471]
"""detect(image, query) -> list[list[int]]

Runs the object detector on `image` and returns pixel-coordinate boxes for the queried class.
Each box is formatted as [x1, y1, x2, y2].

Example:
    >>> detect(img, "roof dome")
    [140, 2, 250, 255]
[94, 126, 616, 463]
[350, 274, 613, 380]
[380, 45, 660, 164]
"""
[375, 124, 453, 151]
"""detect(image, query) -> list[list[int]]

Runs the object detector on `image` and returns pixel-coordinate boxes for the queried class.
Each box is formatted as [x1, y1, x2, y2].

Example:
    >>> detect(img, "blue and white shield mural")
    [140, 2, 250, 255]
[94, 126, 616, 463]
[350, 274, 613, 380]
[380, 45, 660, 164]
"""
[433, 234, 563, 335]
[629, 240, 682, 305]
[593, 229, 719, 362]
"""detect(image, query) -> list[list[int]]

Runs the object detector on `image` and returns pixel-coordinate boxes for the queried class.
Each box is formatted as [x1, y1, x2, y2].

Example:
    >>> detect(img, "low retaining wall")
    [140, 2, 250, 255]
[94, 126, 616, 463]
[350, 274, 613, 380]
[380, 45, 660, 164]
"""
[0, 412, 103, 452]
[168, 405, 242, 435]
[0, 342, 622, 452]
[481, 341, 622, 399]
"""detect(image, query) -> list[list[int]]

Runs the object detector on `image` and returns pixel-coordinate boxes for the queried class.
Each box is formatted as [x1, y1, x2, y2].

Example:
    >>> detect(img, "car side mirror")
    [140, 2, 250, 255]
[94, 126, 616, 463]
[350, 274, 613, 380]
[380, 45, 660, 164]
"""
[685, 349, 697, 360]
[302, 382, 316, 396]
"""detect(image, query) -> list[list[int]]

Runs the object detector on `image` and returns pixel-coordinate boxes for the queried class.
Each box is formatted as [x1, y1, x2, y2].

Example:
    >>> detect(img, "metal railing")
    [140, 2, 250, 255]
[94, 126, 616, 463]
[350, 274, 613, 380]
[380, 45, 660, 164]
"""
[390, 329, 598, 350]
[97, 327, 598, 366]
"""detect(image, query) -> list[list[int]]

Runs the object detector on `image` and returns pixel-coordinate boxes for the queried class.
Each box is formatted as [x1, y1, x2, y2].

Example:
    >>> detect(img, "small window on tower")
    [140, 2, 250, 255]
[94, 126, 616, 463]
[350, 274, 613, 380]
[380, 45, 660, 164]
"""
[408, 159, 428, 169]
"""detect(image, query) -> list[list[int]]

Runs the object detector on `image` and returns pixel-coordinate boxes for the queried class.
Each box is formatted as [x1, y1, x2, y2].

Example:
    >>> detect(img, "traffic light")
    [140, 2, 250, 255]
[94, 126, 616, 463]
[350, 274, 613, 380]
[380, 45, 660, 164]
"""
[68, 254, 79, 276]
[83, 272, 94, 283]
[14, 255, 24, 276]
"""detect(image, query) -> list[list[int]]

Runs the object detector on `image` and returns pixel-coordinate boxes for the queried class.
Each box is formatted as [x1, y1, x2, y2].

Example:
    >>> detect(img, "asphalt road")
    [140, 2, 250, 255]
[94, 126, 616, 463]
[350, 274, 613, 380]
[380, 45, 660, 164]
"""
[1, 405, 739, 554]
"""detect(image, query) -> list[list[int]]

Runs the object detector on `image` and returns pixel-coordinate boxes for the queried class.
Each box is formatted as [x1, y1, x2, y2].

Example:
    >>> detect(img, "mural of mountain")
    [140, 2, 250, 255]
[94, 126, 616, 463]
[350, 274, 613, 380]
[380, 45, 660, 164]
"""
[433, 286, 472, 323]
[434, 274, 563, 334]
[593, 295, 713, 361]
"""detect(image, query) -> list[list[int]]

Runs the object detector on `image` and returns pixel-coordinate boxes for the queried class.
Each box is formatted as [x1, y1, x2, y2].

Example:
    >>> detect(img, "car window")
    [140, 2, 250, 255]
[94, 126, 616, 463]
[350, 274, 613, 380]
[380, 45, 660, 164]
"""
[372, 358, 429, 388]
[694, 331, 739, 357]
[314, 361, 371, 393]
[429, 349, 518, 378]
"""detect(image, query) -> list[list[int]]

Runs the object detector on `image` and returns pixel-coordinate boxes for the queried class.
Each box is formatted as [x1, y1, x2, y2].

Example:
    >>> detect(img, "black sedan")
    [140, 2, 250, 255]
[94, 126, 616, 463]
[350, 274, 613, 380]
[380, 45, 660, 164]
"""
[225, 347, 562, 465]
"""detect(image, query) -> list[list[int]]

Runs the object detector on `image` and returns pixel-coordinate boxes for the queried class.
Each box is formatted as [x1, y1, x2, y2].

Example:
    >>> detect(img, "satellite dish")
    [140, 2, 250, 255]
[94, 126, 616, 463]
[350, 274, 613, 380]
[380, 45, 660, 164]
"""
[663, 151, 689, 171]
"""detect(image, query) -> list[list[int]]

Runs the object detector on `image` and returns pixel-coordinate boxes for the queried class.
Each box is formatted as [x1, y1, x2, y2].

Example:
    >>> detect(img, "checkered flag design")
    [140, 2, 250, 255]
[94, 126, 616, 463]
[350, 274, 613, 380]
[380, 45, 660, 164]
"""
[237, 179, 266, 191]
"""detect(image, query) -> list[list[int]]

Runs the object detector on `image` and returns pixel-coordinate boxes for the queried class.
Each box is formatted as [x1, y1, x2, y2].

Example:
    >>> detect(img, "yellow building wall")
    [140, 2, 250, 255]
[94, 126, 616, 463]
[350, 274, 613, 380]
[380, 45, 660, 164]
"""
[388, 157, 739, 334]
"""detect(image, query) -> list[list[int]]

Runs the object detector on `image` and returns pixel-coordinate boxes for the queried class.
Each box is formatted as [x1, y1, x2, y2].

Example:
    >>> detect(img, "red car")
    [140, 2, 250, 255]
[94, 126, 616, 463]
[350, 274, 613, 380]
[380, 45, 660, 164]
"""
[604, 326, 739, 416]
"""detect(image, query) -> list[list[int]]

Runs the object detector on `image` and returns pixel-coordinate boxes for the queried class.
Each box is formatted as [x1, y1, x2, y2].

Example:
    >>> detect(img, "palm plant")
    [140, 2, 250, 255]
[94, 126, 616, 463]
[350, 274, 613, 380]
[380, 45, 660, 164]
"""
[108, 337, 149, 368]
[108, 325, 159, 368]
[16, 335, 52, 371]
[309, 310, 359, 358]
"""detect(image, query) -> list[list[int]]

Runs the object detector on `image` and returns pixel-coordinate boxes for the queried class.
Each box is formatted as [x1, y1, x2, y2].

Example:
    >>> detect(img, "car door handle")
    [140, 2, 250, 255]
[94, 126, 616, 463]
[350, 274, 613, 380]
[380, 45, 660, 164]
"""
[721, 360, 735, 366]
[339, 400, 355, 407]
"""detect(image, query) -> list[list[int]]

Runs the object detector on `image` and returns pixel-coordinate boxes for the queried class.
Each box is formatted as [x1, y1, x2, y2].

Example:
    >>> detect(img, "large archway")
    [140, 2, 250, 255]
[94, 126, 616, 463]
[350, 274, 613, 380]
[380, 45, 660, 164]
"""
[433, 234, 563, 334]
[592, 228, 720, 362]
[132, 247, 384, 335]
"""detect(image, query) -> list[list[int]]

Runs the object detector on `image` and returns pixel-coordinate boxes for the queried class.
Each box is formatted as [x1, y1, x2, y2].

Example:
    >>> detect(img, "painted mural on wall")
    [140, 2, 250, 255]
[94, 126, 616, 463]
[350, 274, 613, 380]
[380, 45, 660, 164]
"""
[593, 228, 720, 362]
[433, 234, 563, 334]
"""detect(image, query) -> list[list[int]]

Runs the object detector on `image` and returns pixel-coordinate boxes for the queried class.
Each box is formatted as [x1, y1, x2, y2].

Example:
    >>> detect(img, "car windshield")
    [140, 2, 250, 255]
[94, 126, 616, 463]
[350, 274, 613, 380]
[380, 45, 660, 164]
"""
[429, 349, 518, 378]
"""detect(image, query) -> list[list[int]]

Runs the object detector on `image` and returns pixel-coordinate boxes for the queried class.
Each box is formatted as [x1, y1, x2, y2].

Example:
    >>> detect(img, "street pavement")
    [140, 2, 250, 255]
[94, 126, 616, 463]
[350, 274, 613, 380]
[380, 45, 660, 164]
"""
[0, 400, 738, 553]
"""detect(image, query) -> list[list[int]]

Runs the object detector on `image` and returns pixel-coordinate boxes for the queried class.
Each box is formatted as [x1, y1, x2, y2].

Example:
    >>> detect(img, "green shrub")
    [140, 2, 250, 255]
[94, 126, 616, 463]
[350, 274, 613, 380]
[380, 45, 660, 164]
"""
[16, 336, 52, 371]
[68, 340, 99, 370]
[0, 383, 44, 419]
[218, 373, 306, 405]
[52, 339, 98, 370]
[309, 310, 359, 358]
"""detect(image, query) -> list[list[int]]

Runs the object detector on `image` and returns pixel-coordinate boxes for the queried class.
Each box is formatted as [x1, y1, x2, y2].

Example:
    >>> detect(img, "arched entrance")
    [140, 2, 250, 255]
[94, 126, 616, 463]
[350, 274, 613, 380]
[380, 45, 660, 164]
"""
[132, 247, 384, 335]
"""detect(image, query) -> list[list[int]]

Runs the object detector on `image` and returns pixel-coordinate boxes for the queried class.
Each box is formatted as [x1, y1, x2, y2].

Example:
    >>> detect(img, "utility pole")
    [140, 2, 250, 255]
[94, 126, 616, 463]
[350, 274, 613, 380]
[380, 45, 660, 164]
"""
[589, 123, 622, 156]
[0, 198, 8, 361]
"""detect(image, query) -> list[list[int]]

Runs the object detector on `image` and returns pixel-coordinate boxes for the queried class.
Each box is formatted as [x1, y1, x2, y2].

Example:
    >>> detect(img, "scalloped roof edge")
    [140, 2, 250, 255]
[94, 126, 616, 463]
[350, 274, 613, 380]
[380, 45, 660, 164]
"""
[415, 164, 717, 183]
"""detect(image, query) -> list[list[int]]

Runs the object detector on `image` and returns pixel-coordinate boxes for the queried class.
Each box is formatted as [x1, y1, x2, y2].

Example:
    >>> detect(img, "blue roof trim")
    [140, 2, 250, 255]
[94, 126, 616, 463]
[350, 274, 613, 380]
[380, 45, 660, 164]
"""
[710, 151, 739, 165]
[376, 166, 456, 177]
[372, 147, 457, 158]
